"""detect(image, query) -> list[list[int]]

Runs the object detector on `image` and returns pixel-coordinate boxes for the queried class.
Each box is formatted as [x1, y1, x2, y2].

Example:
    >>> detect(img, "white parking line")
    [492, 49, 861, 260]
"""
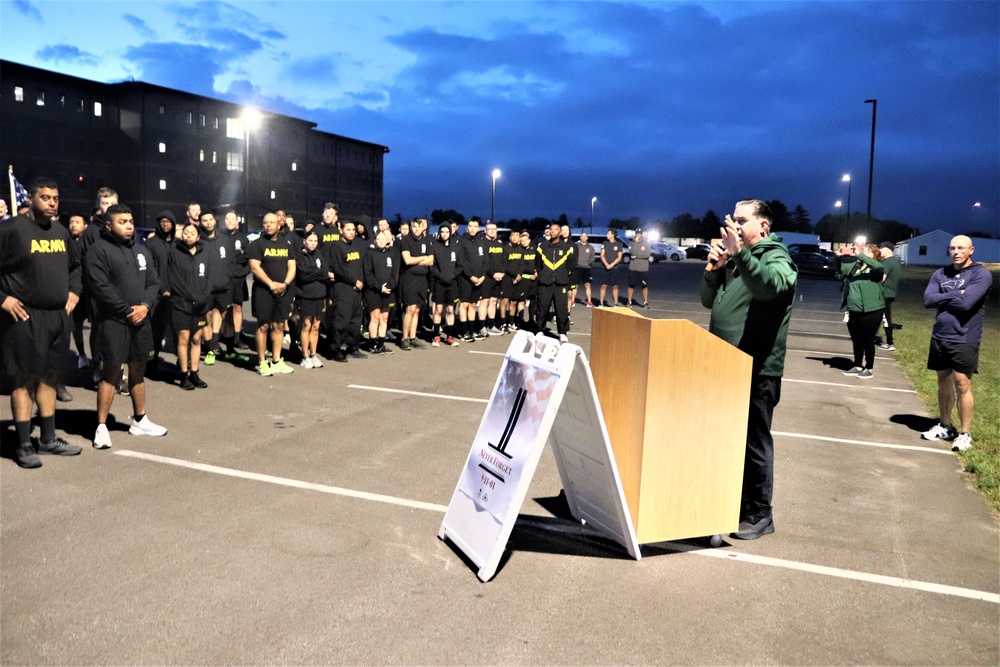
[469, 351, 505, 356]
[115, 450, 997, 604]
[787, 347, 897, 361]
[113, 450, 449, 512]
[348, 384, 489, 403]
[783, 378, 916, 393]
[773, 431, 951, 455]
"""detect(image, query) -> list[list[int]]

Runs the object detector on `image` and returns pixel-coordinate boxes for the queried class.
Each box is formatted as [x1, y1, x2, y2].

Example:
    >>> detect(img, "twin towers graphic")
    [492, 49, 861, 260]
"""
[479, 387, 527, 483]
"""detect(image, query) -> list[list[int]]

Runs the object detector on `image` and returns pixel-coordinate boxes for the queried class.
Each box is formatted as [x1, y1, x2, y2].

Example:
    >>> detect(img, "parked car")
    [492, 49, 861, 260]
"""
[685, 243, 713, 260]
[651, 241, 685, 262]
[790, 251, 842, 279]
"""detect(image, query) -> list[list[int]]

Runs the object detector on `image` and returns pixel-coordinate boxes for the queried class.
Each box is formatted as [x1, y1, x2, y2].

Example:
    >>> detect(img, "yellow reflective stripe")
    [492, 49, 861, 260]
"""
[540, 251, 570, 271]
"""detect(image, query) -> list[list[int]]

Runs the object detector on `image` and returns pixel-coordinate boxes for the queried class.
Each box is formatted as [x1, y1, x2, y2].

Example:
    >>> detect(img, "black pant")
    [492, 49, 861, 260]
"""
[882, 298, 895, 345]
[331, 283, 363, 352]
[150, 299, 172, 356]
[535, 283, 568, 334]
[847, 309, 884, 368]
[744, 376, 781, 519]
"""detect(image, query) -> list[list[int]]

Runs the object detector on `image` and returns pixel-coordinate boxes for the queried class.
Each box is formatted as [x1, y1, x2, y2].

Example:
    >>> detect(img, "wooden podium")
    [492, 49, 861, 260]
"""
[589, 307, 752, 543]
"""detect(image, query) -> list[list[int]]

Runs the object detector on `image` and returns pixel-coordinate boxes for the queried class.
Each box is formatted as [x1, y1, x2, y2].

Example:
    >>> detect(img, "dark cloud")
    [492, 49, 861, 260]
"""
[123, 14, 156, 39]
[36, 44, 99, 66]
[12, 0, 42, 22]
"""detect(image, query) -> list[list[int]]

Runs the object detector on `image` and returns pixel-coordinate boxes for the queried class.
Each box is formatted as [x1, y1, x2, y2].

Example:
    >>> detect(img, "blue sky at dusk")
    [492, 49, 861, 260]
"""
[2, 0, 997, 234]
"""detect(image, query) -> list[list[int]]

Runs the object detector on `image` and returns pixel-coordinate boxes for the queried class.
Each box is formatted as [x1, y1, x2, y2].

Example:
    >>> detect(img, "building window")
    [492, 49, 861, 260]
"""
[37, 91, 45, 106]
[94, 102, 102, 117]
[159, 104, 166, 115]
[14, 86, 24, 102]
[59, 95, 66, 108]
[186, 111, 193, 124]
[226, 117, 244, 139]
[199, 113, 206, 127]
[918, 246, 927, 256]
[291, 162, 297, 172]
[159, 179, 167, 190]
[270, 190, 276, 200]
[226, 151, 244, 172]
[213, 117, 219, 129]
[199, 149, 205, 162]
[212, 151, 218, 164]
[77, 98, 84, 112]
[158, 142, 166, 153]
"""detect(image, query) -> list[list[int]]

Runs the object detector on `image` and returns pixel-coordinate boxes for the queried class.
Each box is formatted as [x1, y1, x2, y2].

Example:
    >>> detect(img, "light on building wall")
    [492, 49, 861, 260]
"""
[270, 190, 276, 200]
[158, 142, 166, 153]
[291, 162, 297, 171]
[159, 180, 167, 190]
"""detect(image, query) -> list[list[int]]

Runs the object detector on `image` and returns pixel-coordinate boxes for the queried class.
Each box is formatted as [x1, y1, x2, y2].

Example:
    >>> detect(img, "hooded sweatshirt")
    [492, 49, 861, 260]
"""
[84, 228, 159, 324]
[168, 238, 212, 315]
[145, 210, 175, 296]
[364, 243, 400, 294]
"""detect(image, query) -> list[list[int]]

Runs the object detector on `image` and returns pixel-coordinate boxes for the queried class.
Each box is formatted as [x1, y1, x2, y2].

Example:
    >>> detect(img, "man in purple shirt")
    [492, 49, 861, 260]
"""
[920, 235, 993, 452]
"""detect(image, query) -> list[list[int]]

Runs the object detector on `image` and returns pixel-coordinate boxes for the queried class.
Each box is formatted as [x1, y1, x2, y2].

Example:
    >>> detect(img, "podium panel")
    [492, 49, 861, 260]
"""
[590, 308, 752, 543]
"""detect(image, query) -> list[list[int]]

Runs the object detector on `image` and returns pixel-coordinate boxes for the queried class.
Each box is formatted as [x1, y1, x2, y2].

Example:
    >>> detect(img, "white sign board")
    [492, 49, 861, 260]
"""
[439, 331, 640, 582]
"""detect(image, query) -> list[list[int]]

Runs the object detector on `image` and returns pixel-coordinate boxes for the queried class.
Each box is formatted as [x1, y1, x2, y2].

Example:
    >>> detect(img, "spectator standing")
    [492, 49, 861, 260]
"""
[456, 219, 487, 341]
[220, 210, 251, 358]
[398, 218, 434, 349]
[168, 223, 212, 390]
[293, 229, 329, 368]
[839, 242, 885, 379]
[247, 212, 296, 376]
[877, 242, 901, 351]
[430, 224, 460, 346]
[573, 232, 596, 307]
[700, 199, 797, 540]
[364, 228, 400, 355]
[627, 230, 652, 308]
[84, 204, 166, 449]
[535, 221, 574, 342]
[599, 230, 624, 306]
[328, 220, 367, 362]
[145, 210, 176, 368]
[920, 235, 993, 451]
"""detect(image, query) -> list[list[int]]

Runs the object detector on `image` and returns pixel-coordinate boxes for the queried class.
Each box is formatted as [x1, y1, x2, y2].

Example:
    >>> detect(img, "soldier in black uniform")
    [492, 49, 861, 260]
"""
[482, 221, 507, 335]
[247, 212, 296, 375]
[363, 228, 400, 355]
[430, 224, 461, 347]
[220, 210, 251, 359]
[145, 210, 176, 369]
[0, 177, 84, 468]
[398, 218, 434, 350]
[519, 231, 538, 331]
[84, 204, 166, 449]
[535, 222, 574, 341]
[599, 229, 624, 307]
[294, 229, 330, 368]
[198, 211, 235, 366]
[328, 220, 367, 362]
[456, 219, 487, 341]
[168, 222, 212, 390]
[501, 230, 523, 332]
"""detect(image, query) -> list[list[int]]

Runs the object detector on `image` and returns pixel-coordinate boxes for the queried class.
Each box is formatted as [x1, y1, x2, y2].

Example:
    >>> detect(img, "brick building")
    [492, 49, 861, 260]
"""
[1, 60, 388, 228]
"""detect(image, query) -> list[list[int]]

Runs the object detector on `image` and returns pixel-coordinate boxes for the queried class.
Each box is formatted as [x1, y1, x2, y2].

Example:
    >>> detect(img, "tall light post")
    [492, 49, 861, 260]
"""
[491, 168, 501, 223]
[864, 98, 877, 223]
[591, 196, 597, 232]
[242, 107, 261, 226]
[973, 202, 981, 222]
[842, 173, 852, 222]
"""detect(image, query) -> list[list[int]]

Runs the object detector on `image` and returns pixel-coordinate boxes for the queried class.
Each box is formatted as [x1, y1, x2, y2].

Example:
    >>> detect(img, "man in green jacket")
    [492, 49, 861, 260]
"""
[877, 242, 902, 350]
[701, 199, 797, 540]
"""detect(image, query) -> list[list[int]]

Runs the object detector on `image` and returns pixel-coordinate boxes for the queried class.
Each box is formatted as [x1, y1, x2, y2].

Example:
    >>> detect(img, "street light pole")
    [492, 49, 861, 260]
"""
[842, 173, 852, 223]
[591, 196, 597, 232]
[491, 168, 501, 223]
[864, 98, 877, 223]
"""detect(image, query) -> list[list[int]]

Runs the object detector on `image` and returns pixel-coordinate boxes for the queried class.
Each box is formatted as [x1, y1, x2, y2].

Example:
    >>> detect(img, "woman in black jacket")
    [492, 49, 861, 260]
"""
[294, 230, 330, 368]
[168, 223, 212, 390]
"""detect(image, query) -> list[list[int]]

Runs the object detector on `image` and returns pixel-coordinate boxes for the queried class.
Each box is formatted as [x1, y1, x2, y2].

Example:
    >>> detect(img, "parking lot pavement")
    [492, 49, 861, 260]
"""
[2, 261, 997, 664]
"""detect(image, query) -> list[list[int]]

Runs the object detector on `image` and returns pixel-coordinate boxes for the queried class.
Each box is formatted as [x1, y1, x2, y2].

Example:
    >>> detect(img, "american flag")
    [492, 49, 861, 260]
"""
[8, 167, 30, 213]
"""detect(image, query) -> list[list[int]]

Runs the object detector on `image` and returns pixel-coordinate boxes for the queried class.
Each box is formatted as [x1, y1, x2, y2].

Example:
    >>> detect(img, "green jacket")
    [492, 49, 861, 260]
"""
[840, 254, 885, 312]
[700, 235, 798, 378]
[880, 255, 901, 300]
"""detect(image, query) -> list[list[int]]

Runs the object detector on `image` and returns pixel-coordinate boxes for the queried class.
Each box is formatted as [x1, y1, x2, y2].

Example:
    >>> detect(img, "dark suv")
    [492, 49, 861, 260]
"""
[790, 251, 841, 279]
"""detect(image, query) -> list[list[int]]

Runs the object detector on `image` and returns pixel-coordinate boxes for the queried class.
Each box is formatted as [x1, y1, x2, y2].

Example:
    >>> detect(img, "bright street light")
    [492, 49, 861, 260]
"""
[242, 108, 262, 226]
[841, 173, 852, 220]
[491, 169, 502, 223]
[590, 196, 597, 231]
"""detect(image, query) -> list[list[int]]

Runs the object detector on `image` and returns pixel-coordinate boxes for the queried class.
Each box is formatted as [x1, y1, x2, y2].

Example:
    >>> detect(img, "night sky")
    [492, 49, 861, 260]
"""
[3, 0, 998, 235]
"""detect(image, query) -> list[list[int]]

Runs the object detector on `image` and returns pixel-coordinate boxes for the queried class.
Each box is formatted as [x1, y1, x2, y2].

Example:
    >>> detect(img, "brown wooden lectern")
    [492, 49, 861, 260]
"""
[589, 307, 752, 543]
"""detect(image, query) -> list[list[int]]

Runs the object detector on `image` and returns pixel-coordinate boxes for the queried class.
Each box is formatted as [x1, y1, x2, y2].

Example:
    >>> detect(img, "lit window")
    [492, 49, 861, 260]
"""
[212, 151, 217, 164]
[186, 111, 193, 124]
[37, 91, 45, 106]
[291, 162, 297, 172]
[199, 149, 205, 162]
[226, 118, 244, 139]
[213, 117, 219, 129]
[199, 113, 206, 127]
[226, 151, 244, 172]
[59, 95, 66, 108]
[94, 101, 102, 117]
[159, 179, 167, 190]
[14, 86, 24, 102]
[159, 104, 165, 115]
[77, 98, 84, 112]
[270, 190, 276, 200]
[158, 142, 166, 153]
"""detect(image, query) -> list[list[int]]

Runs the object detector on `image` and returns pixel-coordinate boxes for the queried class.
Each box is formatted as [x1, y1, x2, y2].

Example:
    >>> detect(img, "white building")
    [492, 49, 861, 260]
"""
[894, 230, 1000, 266]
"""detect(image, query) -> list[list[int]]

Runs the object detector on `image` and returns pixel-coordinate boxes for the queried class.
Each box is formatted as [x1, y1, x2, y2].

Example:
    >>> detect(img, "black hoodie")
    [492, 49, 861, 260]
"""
[145, 210, 175, 296]
[199, 228, 236, 293]
[84, 228, 159, 324]
[431, 237, 459, 284]
[168, 238, 212, 315]
[295, 247, 329, 300]
[363, 243, 400, 293]
[457, 231, 487, 280]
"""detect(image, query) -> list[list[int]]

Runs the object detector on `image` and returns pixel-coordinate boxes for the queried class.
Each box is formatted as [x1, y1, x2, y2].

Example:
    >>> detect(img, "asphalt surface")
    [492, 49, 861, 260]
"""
[2, 259, 998, 665]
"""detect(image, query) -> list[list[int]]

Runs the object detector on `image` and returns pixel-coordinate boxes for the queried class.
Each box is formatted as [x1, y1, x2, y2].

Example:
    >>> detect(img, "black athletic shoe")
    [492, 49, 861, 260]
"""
[189, 371, 208, 389]
[333, 351, 349, 363]
[410, 338, 427, 349]
[14, 444, 42, 468]
[348, 350, 368, 360]
[37, 437, 83, 456]
[180, 374, 196, 391]
[732, 513, 774, 540]
[56, 384, 73, 402]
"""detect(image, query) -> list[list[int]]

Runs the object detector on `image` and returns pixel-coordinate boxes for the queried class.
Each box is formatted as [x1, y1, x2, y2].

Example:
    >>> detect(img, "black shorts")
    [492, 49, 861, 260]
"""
[501, 276, 523, 301]
[171, 306, 208, 333]
[295, 296, 326, 320]
[482, 275, 503, 299]
[927, 338, 980, 375]
[206, 289, 233, 312]
[252, 284, 295, 323]
[400, 273, 428, 308]
[601, 265, 623, 285]
[364, 290, 395, 313]
[94, 318, 154, 366]
[628, 270, 648, 288]
[0, 307, 74, 378]
[573, 267, 592, 286]
[431, 279, 460, 306]
[230, 277, 249, 306]
[458, 278, 484, 304]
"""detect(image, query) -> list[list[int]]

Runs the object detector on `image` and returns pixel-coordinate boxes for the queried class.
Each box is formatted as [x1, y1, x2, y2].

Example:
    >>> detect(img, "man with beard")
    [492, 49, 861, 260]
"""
[328, 220, 367, 362]
[144, 210, 176, 369]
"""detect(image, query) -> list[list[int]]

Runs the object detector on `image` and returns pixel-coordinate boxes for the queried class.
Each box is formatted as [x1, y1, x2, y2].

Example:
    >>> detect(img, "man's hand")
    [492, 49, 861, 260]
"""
[271, 282, 287, 296]
[354, 279, 363, 291]
[492, 272, 504, 281]
[705, 245, 728, 272]
[381, 283, 391, 295]
[2, 296, 29, 321]
[127, 304, 149, 325]
[65, 292, 79, 314]
[721, 217, 742, 257]
[473, 276, 485, 286]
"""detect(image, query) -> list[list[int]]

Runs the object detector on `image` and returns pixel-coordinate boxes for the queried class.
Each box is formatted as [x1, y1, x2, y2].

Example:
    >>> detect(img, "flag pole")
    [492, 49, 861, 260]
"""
[8, 165, 15, 215]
